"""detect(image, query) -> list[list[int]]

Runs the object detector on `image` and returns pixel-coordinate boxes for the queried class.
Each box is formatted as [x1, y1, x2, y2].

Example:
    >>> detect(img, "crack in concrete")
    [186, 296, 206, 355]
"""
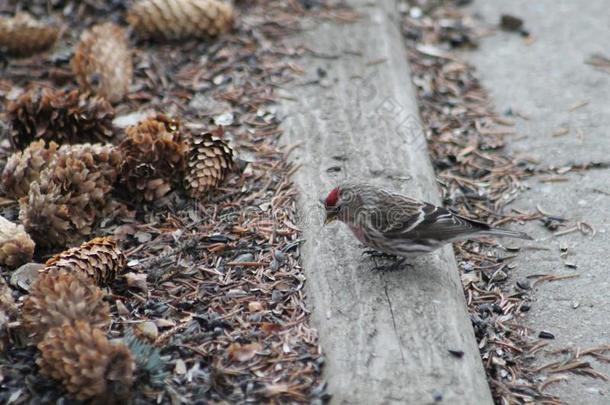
[383, 280, 405, 364]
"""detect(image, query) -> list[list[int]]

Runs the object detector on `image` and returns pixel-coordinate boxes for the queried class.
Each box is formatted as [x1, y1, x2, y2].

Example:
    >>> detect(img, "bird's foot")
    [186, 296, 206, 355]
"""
[370, 257, 413, 272]
[361, 249, 398, 260]
[361, 249, 413, 271]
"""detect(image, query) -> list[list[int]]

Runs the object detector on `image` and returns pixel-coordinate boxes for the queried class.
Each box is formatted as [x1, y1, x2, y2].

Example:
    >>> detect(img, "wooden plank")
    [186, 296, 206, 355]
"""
[279, 1, 493, 403]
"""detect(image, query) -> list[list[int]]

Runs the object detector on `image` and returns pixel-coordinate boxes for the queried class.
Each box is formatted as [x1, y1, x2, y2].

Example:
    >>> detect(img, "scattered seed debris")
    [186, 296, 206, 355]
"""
[448, 348, 465, 358]
[500, 14, 524, 32]
[585, 53, 610, 74]
[552, 127, 570, 137]
[568, 100, 589, 112]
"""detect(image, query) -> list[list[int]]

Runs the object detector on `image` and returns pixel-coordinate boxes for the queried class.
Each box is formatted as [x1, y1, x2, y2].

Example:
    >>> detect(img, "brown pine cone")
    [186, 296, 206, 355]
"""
[8, 0, 125, 15]
[37, 320, 134, 402]
[19, 144, 122, 248]
[1, 140, 58, 199]
[0, 216, 35, 269]
[6, 87, 116, 150]
[118, 114, 188, 202]
[45, 237, 126, 286]
[49, 143, 122, 195]
[0, 12, 59, 57]
[22, 272, 110, 342]
[184, 132, 233, 197]
[127, 0, 234, 41]
[19, 182, 71, 249]
[72, 23, 132, 103]
[0, 277, 17, 352]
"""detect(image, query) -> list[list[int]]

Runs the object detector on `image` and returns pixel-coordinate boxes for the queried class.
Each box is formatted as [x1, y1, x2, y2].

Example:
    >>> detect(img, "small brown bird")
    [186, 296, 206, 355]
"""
[322, 183, 531, 266]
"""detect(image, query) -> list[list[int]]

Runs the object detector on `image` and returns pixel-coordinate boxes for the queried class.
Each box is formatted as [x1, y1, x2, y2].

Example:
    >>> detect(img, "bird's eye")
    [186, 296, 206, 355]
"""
[342, 189, 355, 203]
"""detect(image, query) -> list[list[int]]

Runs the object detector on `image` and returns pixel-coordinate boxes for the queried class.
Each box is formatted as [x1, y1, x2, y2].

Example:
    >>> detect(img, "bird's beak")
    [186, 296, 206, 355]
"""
[324, 210, 337, 225]
[319, 198, 338, 225]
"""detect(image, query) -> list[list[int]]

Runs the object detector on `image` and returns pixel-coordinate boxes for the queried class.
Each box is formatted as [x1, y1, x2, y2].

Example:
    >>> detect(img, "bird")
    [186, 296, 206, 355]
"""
[321, 182, 532, 269]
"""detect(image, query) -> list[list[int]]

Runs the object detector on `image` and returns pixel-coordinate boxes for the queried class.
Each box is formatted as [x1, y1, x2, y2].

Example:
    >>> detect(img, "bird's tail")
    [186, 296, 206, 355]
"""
[478, 228, 533, 240]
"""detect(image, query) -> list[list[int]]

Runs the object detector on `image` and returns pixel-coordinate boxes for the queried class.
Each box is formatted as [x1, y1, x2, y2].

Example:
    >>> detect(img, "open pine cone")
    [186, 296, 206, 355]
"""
[0, 12, 59, 57]
[72, 22, 132, 103]
[37, 320, 134, 402]
[0, 277, 18, 353]
[22, 272, 110, 342]
[1, 140, 58, 199]
[6, 87, 116, 150]
[184, 132, 233, 197]
[0, 216, 35, 269]
[20, 182, 73, 249]
[45, 237, 126, 286]
[48, 143, 122, 193]
[118, 114, 188, 202]
[8, 0, 127, 15]
[127, 0, 234, 41]
[19, 144, 122, 248]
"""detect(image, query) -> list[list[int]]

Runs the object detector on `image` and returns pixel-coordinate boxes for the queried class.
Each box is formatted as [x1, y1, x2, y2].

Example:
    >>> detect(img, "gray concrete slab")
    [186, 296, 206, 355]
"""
[464, 1, 610, 403]
[279, 1, 493, 403]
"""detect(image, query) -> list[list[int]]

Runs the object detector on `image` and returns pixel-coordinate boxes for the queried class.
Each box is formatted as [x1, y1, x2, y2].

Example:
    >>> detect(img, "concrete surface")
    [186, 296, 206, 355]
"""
[464, 1, 610, 403]
[279, 1, 493, 404]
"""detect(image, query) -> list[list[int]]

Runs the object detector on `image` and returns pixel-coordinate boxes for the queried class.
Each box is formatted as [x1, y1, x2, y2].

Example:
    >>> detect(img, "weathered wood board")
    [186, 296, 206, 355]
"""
[279, 0, 493, 404]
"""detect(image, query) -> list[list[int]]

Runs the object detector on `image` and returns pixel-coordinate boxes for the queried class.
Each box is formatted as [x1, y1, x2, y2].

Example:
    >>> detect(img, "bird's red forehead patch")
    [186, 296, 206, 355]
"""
[325, 187, 340, 207]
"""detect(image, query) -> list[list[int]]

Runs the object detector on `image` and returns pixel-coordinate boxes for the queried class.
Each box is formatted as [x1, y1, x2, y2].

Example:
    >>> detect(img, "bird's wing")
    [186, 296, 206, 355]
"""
[377, 195, 488, 241]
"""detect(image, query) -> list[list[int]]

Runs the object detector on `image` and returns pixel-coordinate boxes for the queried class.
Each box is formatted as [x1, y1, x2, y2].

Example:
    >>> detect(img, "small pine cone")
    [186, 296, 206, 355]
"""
[22, 272, 110, 342]
[20, 182, 71, 249]
[0, 13, 59, 57]
[0, 278, 18, 353]
[0, 216, 35, 269]
[1, 140, 58, 199]
[45, 237, 126, 286]
[19, 144, 122, 248]
[37, 320, 134, 402]
[118, 114, 188, 202]
[127, 0, 234, 41]
[184, 132, 233, 197]
[51, 143, 122, 193]
[7, 87, 115, 150]
[9, 0, 125, 14]
[72, 23, 132, 103]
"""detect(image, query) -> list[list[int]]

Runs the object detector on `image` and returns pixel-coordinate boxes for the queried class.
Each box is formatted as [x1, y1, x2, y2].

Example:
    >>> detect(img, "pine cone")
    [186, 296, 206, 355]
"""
[45, 237, 126, 286]
[0, 12, 59, 57]
[20, 182, 71, 249]
[118, 114, 188, 202]
[72, 23, 132, 104]
[37, 321, 134, 402]
[19, 144, 122, 248]
[50, 143, 122, 195]
[0, 278, 18, 353]
[22, 272, 110, 342]
[184, 132, 233, 197]
[127, 0, 234, 41]
[10, 0, 127, 16]
[6, 87, 116, 150]
[1, 140, 58, 199]
[0, 216, 35, 269]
